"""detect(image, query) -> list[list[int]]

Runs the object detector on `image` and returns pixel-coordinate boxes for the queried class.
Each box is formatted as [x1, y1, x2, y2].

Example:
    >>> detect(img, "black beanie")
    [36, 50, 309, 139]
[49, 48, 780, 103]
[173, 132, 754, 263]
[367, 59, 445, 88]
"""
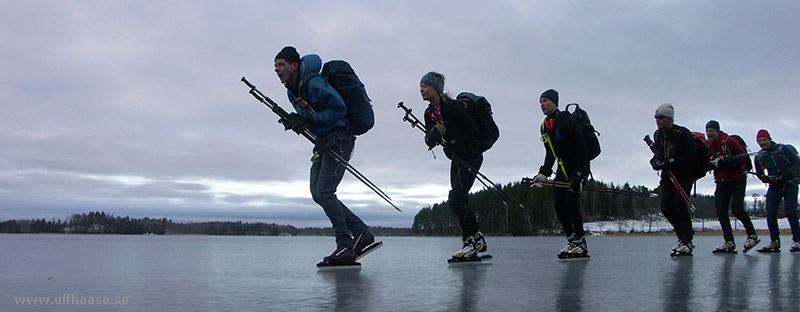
[275, 46, 300, 63]
[540, 89, 559, 105]
[705, 120, 720, 131]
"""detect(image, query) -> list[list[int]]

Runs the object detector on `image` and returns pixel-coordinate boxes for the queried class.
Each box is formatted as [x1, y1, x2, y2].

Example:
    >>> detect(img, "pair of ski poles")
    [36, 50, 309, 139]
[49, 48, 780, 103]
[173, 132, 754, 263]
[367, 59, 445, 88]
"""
[396, 102, 526, 213]
[643, 135, 696, 212]
[519, 177, 659, 198]
[241, 77, 402, 213]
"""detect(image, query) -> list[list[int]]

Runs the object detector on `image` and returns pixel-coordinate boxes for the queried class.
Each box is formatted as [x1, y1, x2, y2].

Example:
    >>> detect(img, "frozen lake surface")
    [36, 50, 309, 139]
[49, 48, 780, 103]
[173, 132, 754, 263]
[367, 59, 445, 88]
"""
[2, 234, 799, 311]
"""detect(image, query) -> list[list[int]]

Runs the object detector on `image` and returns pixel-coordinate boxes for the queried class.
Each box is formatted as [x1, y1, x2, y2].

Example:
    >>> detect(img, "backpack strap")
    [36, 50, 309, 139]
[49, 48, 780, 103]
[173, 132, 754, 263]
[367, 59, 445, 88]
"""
[541, 121, 570, 181]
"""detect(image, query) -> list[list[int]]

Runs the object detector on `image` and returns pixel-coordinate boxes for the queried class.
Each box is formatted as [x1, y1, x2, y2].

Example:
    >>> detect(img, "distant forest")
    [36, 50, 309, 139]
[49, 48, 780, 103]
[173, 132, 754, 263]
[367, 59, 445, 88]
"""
[0, 211, 412, 236]
[1, 178, 775, 237]
[411, 179, 770, 236]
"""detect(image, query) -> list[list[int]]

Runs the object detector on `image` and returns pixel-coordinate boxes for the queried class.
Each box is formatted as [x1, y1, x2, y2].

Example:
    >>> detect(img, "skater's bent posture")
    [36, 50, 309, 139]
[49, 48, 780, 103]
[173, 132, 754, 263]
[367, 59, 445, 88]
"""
[420, 71, 488, 259]
[274, 46, 378, 264]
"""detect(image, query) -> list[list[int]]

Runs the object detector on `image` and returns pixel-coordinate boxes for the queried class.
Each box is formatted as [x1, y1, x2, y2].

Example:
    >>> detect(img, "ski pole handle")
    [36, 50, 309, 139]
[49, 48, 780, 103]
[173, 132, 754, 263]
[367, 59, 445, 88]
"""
[241, 77, 256, 89]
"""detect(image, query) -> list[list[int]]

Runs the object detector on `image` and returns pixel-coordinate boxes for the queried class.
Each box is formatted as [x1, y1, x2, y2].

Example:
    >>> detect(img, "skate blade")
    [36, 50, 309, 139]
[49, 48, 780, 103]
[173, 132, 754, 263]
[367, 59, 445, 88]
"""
[558, 254, 590, 260]
[448, 254, 492, 264]
[316, 261, 361, 270]
[756, 250, 781, 253]
[670, 252, 693, 258]
[712, 250, 738, 255]
[355, 241, 383, 260]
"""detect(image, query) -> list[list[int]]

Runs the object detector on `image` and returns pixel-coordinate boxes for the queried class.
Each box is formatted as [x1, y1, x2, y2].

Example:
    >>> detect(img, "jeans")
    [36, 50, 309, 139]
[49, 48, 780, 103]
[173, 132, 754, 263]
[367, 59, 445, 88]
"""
[660, 175, 694, 244]
[310, 131, 367, 249]
[765, 182, 800, 242]
[449, 153, 483, 241]
[714, 177, 756, 242]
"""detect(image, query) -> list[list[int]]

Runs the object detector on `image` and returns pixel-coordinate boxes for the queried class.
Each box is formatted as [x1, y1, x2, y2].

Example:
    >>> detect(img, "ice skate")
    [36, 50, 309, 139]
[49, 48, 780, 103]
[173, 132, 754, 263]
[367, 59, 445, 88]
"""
[743, 235, 760, 253]
[453, 237, 477, 259]
[790, 241, 800, 253]
[756, 241, 780, 253]
[317, 246, 359, 269]
[670, 242, 693, 257]
[354, 232, 382, 260]
[472, 231, 487, 253]
[559, 237, 590, 260]
[712, 241, 736, 254]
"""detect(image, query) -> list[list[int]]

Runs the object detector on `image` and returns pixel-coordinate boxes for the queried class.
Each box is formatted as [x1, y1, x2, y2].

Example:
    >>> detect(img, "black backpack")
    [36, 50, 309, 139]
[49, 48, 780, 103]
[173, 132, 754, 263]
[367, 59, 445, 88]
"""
[300, 60, 375, 135]
[456, 92, 500, 153]
[691, 131, 710, 181]
[565, 103, 601, 161]
[725, 134, 753, 171]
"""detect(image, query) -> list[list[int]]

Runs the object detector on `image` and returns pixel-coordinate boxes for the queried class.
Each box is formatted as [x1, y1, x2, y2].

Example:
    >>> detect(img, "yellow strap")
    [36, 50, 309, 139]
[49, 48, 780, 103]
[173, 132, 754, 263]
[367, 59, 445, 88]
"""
[542, 124, 570, 181]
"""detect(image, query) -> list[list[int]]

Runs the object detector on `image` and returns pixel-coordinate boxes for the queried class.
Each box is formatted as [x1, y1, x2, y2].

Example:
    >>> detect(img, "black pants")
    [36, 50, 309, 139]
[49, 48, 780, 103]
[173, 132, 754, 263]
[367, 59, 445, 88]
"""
[715, 177, 756, 242]
[660, 175, 694, 244]
[449, 153, 482, 241]
[554, 174, 584, 239]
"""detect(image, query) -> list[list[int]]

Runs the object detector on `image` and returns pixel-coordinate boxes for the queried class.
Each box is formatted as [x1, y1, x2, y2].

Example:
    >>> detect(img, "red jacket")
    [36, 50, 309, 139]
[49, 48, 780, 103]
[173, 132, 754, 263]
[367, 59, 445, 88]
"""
[707, 131, 748, 182]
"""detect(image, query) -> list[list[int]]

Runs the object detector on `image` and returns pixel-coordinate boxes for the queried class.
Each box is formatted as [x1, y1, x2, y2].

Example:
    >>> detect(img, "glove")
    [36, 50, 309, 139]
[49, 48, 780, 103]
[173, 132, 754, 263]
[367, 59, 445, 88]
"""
[661, 158, 673, 171]
[757, 174, 774, 184]
[531, 174, 549, 183]
[709, 157, 721, 170]
[291, 117, 312, 134]
[650, 157, 664, 171]
[569, 171, 584, 194]
[434, 124, 446, 136]
[425, 127, 442, 149]
[718, 157, 735, 169]
[530, 174, 548, 188]
[279, 113, 301, 131]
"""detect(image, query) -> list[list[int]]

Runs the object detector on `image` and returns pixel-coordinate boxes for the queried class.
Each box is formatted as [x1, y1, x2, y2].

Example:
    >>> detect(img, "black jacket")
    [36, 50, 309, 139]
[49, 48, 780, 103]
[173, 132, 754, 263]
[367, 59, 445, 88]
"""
[652, 124, 696, 181]
[539, 110, 589, 180]
[424, 98, 481, 157]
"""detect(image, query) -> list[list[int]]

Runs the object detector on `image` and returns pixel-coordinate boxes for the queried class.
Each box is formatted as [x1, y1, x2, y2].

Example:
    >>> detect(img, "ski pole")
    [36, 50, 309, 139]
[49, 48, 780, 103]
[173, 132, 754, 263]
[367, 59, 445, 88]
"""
[242, 77, 402, 213]
[520, 177, 659, 198]
[643, 135, 696, 212]
[397, 102, 525, 211]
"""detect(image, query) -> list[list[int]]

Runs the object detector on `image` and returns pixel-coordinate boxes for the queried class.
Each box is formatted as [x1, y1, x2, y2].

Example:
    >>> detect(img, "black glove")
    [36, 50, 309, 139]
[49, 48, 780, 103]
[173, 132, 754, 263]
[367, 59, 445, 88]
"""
[569, 171, 584, 194]
[650, 157, 663, 171]
[425, 127, 442, 149]
[279, 113, 300, 131]
[718, 157, 735, 169]
[291, 116, 312, 134]
[757, 174, 774, 184]
[661, 158, 673, 171]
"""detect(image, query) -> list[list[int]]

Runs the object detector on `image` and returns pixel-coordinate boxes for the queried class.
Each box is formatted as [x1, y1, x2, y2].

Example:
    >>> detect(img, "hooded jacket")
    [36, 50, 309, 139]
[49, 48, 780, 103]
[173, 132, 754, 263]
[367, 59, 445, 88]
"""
[286, 54, 348, 142]
[707, 131, 748, 182]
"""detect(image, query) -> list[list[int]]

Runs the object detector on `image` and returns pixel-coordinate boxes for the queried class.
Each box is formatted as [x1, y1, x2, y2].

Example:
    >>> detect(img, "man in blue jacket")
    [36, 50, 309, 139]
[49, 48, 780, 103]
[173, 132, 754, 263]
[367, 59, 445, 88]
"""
[274, 46, 377, 263]
[753, 129, 800, 253]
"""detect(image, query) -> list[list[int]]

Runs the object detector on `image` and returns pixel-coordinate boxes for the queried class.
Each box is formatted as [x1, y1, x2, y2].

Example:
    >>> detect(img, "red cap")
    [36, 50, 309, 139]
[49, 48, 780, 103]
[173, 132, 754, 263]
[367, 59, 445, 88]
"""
[757, 129, 771, 140]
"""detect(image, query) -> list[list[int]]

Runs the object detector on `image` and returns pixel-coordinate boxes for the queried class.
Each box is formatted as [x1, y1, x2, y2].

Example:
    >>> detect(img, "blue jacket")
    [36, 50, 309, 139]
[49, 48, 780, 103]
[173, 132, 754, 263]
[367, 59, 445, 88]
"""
[286, 54, 348, 142]
[755, 142, 800, 184]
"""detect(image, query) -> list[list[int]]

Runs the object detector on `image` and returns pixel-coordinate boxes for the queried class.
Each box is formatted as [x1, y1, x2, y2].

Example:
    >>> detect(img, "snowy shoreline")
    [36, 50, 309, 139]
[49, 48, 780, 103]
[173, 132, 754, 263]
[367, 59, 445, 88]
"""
[585, 217, 795, 235]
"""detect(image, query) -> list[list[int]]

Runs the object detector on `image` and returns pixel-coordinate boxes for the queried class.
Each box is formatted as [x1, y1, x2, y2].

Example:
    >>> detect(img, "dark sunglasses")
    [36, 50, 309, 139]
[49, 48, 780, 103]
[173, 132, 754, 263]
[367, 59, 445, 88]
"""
[654, 115, 667, 120]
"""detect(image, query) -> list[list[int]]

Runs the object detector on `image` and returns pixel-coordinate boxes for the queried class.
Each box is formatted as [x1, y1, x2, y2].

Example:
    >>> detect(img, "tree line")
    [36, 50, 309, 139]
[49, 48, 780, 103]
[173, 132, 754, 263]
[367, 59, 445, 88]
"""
[0, 211, 414, 236]
[411, 179, 771, 236]
[0, 211, 298, 235]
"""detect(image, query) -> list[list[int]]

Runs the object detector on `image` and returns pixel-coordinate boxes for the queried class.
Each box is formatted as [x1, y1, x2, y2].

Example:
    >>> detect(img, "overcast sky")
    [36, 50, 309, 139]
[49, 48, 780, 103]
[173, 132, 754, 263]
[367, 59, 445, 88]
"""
[2, 1, 799, 227]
